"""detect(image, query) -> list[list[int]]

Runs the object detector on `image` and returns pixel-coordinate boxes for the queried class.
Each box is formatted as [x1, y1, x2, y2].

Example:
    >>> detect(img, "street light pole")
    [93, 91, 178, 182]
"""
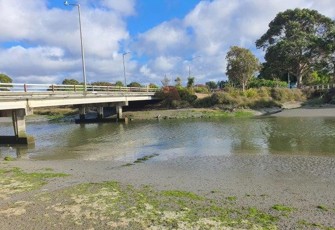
[64, 1, 87, 92]
[123, 52, 130, 87]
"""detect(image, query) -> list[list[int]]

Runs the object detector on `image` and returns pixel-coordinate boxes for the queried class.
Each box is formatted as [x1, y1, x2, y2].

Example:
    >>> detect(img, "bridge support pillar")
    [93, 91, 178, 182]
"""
[79, 106, 86, 120]
[0, 109, 34, 145]
[97, 107, 104, 120]
[116, 105, 123, 119]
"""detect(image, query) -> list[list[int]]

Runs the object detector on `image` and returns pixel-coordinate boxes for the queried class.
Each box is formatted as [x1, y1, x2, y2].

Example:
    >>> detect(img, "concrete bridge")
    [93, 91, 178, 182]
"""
[0, 83, 158, 145]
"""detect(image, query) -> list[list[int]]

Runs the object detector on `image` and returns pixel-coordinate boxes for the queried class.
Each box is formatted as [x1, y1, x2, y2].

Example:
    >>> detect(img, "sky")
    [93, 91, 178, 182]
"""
[0, 0, 334, 86]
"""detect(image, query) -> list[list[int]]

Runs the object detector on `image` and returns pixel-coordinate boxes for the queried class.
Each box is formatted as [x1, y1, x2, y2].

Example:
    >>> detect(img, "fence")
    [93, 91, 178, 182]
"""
[0, 83, 159, 93]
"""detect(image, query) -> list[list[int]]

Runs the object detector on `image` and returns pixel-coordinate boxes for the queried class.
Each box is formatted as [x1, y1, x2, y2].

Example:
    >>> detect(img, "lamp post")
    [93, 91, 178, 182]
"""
[64, 1, 87, 92]
[188, 56, 201, 78]
[123, 52, 130, 87]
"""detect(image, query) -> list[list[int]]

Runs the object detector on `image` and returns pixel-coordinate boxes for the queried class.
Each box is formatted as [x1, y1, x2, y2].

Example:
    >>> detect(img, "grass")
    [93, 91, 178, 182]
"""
[201, 110, 254, 118]
[299, 220, 335, 230]
[39, 182, 279, 229]
[33, 107, 77, 120]
[1, 166, 332, 229]
[272, 204, 295, 212]
[161, 190, 204, 200]
[4, 156, 14, 161]
[0, 167, 69, 199]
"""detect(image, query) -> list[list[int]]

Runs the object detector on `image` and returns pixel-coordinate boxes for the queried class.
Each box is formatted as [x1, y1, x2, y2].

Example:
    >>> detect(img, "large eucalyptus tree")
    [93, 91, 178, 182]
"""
[256, 8, 335, 87]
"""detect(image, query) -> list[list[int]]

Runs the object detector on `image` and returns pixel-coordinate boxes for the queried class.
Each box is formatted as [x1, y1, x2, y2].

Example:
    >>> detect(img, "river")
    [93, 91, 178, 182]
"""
[1, 116, 335, 160]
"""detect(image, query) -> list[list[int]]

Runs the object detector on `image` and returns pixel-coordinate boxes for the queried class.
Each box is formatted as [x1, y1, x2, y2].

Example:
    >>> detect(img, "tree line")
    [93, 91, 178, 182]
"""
[227, 8, 335, 91]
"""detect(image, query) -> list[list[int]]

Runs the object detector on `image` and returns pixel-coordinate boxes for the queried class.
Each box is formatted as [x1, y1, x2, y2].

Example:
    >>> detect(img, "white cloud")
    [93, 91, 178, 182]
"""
[133, 0, 335, 84]
[0, 0, 134, 83]
[1, 0, 335, 85]
[100, 0, 136, 16]
[135, 20, 192, 56]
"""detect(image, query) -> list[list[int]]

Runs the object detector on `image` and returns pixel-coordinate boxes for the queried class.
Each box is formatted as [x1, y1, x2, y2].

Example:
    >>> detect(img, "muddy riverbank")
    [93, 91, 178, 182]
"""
[0, 105, 335, 229]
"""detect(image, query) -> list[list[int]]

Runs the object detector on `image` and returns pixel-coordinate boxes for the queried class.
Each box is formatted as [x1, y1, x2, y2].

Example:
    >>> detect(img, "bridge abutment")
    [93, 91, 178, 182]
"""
[0, 109, 34, 145]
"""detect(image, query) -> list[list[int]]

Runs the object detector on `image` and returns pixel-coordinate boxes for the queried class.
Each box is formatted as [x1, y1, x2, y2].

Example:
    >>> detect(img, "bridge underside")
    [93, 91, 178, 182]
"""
[0, 90, 157, 145]
[0, 102, 130, 146]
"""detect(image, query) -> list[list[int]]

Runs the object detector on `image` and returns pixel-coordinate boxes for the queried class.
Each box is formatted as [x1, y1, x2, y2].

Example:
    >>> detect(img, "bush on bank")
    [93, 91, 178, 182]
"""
[155, 86, 306, 109]
[194, 87, 304, 109]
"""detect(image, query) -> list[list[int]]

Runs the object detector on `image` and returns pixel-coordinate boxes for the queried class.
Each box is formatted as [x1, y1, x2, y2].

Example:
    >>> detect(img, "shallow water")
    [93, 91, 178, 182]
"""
[0, 116, 335, 160]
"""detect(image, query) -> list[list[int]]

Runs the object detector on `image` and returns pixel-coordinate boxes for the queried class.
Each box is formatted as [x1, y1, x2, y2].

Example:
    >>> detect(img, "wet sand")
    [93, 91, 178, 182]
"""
[272, 106, 335, 117]
[1, 106, 335, 229]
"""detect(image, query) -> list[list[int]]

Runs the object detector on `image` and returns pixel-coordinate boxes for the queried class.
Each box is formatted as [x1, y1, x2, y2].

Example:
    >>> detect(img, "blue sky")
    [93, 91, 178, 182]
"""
[0, 0, 334, 86]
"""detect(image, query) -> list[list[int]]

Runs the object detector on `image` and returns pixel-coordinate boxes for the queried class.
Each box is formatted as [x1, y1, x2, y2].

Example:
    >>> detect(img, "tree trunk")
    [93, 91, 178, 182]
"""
[297, 73, 303, 88]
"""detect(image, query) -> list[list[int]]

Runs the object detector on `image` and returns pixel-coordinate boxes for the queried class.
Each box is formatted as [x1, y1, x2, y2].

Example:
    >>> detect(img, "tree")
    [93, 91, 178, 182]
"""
[226, 46, 260, 91]
[148, 83, 159, 88]
[217, 80, 229, 89]
[115, 81, 124, 87]
[91, 81, 113, 86]
[62, 79, 79, 85]
[175, 77, 182, 87]
[205, 81, 218, 90]
[127, 82, 142, 87]
[187, 77, 195, 88]
[0, 73, 12, 91]
[0, 73, 12, 83]
[256, 8, 335, 88]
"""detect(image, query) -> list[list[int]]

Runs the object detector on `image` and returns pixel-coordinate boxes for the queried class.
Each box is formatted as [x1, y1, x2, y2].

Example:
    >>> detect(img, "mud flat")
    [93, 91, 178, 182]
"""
[0, 152, 335, 229]
[272, 105, 335, 117]
[0, 105, 334, 229]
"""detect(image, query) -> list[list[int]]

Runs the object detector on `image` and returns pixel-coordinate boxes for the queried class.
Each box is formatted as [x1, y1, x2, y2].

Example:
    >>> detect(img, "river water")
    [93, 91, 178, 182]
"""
[1, 116, 335, 160]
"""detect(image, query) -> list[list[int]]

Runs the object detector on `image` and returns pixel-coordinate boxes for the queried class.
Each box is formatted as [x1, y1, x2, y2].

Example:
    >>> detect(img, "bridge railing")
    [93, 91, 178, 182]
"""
[303, 84, 335, 90]
[0, 83, 159, 93]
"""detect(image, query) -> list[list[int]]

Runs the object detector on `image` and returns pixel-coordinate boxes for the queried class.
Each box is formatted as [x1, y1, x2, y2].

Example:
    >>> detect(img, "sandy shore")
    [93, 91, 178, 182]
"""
[0, 105, 335, 229]
[272, 106, 335, 117]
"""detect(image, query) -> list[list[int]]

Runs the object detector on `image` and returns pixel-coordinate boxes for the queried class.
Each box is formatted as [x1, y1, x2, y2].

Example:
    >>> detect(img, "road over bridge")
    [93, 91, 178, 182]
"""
[0, 83, 158, 145]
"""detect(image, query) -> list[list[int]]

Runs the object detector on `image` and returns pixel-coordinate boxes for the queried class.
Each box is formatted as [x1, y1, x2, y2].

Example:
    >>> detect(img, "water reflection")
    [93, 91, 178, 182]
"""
[265, 117, 335, 155]
[0, 116, 334, 160]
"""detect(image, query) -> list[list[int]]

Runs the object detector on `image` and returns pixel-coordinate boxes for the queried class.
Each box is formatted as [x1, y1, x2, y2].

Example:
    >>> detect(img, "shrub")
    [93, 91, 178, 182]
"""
[177, 88, 197, 103]
[249, 98, 281, 108]
[270, 88, 305, 102]
[257, 87, 271, 98]
[155, 86, 181, 108]
[249, 78, 288, 88]
[323, 88, 335, 104]
[194, 86, 210, 93]
[244, 88, 258, 98]
[193, 97, 213, 108]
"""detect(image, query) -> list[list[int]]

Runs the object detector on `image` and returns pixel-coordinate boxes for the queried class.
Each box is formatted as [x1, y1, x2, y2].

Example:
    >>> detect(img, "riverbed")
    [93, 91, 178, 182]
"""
[0, 108, 335, 229]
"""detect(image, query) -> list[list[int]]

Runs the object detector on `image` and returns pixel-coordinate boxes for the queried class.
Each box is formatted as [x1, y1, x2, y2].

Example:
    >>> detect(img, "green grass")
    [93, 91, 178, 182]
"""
[299, 220, 335, 230]
[45, 182, 279, 229]
[0, 167, 69, 196]
[272, 204, 295, 212]
[4, 156, 14, 161]
[161, 190, 204, 200]
[201, 110, 254, 118]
